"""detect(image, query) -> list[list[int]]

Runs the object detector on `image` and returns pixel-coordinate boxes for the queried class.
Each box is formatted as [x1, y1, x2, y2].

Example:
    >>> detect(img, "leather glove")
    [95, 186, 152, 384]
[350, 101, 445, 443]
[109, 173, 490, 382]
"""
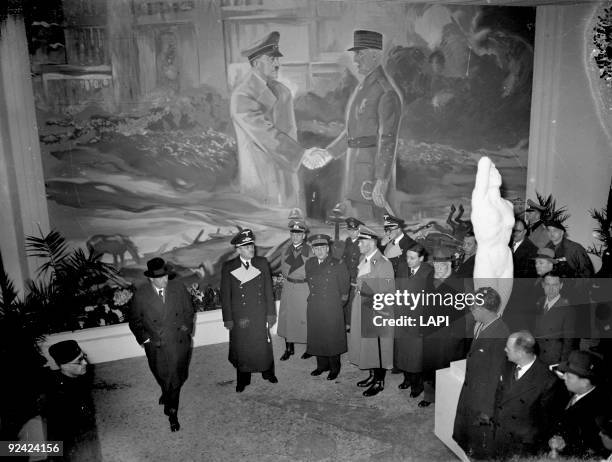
[224, 321, 234, 330]
[267, 315, 277, 326]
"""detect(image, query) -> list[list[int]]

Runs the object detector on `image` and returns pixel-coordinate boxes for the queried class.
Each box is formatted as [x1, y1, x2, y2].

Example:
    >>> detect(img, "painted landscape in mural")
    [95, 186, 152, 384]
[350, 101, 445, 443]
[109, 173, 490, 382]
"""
[27, 0, 534, 304]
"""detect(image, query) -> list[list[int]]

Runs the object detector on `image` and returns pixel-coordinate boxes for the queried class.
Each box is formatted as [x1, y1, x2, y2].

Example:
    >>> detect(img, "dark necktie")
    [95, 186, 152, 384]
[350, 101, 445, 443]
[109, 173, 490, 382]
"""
[514, 365, 521, 381]
[243, 261, 249, 270]
[410, 269, 415, 278]
[157, 288, 165, 302]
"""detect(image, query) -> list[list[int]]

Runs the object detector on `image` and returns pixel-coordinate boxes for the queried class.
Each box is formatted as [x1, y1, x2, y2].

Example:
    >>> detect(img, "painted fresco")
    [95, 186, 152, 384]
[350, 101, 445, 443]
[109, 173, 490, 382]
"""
[27, 0, 534, 297]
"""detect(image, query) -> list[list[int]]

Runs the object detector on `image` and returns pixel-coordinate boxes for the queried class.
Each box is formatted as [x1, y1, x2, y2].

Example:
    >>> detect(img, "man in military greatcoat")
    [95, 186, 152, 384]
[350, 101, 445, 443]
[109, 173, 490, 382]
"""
[341, 217, 364, 313]
[313, 30, 402, 220]
[278, 219, 313, 361]
[221, 229, 278, 393]
[348, 226, 395, 397]
[128, 257, 195, 432]
[305, 234, 350, 380]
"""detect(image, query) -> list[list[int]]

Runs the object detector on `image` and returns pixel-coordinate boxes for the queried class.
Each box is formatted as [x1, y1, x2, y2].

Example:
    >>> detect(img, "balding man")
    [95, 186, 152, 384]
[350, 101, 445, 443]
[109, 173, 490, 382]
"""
[493, 331, 566, 458]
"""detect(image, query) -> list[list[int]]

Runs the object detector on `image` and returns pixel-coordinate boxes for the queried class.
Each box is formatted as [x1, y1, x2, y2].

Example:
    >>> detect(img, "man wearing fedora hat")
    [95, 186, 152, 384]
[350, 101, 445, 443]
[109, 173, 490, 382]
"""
[550, 350, 612, 459]
[277, 219, 313, 361]
[128, 257, 195, 432]
[525, 199, 550, 248]
[230, 30, 326, 209]
[313, 30, 402, 220]
[221, 229, 278, 392]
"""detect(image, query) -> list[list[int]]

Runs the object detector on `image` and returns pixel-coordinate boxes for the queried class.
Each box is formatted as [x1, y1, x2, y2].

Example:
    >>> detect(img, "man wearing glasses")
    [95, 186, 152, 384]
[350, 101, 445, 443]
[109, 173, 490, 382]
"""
[45, 340, 100, 460]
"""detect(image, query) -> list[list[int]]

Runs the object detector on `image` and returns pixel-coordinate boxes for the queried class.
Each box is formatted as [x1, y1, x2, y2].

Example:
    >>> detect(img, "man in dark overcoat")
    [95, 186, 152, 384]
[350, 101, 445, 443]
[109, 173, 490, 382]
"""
[341, 217, 363, 312]
[221, 229, 278, 393]
[305, 234, 350, 380]
[453, 287, 509, 460]
[492, 331, 567, 458]
[128, 257, 194, 432]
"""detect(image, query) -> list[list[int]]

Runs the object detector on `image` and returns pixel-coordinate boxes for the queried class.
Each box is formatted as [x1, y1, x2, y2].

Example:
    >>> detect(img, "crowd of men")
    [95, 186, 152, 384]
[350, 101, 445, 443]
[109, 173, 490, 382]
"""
[214, 200, 612, 461]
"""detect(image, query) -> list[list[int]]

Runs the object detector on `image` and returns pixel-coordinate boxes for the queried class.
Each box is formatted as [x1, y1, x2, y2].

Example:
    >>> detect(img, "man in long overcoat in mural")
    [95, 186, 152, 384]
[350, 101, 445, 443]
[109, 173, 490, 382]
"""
[230, 31, 323, 209]
[278, 219, 313, 360]
[128, 257, 195, 432]
[221, 229, 278, 392]
[318, 30, 402, 220]
[305, 234, 350, 380]
[348, 226, 395, 397]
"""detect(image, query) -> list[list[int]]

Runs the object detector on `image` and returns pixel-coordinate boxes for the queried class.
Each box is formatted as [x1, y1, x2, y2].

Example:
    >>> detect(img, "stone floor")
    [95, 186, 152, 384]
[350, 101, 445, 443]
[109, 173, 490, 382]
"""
[91, 336, 455, 462]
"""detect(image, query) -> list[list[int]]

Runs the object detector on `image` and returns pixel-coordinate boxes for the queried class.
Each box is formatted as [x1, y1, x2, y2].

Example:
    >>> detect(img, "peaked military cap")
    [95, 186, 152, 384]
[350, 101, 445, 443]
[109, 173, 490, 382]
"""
[288, 208, 304, 221]
[526, 199, 546, 212]
[231, 229, 255, 247]
[383, 214, 404, 229]
[358, 225, 379, 240]
[348, 30, 383, 51]
[288, 220, 307, 233]
[345, 217, 364, 230]
[241, 31, 283, 61]
[309, 234, 331, 246]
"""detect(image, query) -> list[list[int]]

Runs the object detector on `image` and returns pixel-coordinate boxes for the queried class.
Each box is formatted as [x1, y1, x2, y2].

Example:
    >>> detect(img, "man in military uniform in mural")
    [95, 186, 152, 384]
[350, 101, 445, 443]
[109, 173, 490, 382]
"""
[277, 219, 313, 361]
[230, 31, 326, 209]
[221, 229, 278, 393]
[304, 234, 350, 380]
[314, 30, 402, 220]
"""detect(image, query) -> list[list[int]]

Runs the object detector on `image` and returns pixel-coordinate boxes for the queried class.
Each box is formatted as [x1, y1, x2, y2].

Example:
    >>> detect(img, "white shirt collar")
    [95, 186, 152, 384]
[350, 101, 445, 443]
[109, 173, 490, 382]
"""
[393, 234, 404, 245]
[516, 356, 536, 379]
[572, 386, 596, 405]
[545, 294, 561, 308]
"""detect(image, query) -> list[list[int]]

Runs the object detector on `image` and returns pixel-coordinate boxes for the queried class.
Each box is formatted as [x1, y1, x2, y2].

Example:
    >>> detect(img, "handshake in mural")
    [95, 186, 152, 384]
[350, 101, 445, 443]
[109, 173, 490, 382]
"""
[301, 147, 333, 170]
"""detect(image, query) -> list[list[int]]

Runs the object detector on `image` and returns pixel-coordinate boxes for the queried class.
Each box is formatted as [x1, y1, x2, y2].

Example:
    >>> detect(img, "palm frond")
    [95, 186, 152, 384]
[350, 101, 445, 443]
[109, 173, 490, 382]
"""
[0, 251, 19, 314]
[26, 229, 70, 278]
[536, 191, 570, 223]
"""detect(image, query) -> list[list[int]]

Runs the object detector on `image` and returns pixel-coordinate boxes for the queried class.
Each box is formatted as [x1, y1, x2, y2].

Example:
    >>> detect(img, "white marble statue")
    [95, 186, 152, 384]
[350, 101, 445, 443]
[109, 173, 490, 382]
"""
[471, 156, 514, 314]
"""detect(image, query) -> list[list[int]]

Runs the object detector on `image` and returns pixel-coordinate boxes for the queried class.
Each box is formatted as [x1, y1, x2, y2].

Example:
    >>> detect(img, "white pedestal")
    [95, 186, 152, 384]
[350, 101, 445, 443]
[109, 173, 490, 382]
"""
[435, 359, 470, 462]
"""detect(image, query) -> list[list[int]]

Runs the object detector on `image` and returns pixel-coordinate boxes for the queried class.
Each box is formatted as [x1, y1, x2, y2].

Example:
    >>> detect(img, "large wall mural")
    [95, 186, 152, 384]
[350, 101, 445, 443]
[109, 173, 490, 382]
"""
[26, 0, 534, 300]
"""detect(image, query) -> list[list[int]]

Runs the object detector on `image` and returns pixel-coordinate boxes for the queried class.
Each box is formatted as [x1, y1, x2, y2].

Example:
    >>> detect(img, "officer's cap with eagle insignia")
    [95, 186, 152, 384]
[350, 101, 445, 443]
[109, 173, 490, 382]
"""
[345, 217, 364, 230]
[358, 225, 379, 240]
[288, 220, 307, 233]
[241, 31, 283, 61]
[231, 229, 255, 247]
[308, 234, 331, 246]
[383, 214, 404, 230]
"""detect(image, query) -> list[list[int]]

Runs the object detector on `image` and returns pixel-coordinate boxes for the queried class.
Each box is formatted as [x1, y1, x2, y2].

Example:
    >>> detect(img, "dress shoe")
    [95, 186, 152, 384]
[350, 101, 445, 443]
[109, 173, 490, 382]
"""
[363, 380, 384, 397]
[410, 386, 424, 398]
[236, 383, 247, 393]
[418, 400, 432, 408]
[357, 373, 375, 388]
[398, 380, 411, 390]
[311, 368, 328, 376]
[169, 413, 180, 432]
[267, 375, 278, 384]
[301, 352, 313, 359]
[280, 349, 293, 361]
[158, 394, 165, 405]
[326, 371, 339, 381]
